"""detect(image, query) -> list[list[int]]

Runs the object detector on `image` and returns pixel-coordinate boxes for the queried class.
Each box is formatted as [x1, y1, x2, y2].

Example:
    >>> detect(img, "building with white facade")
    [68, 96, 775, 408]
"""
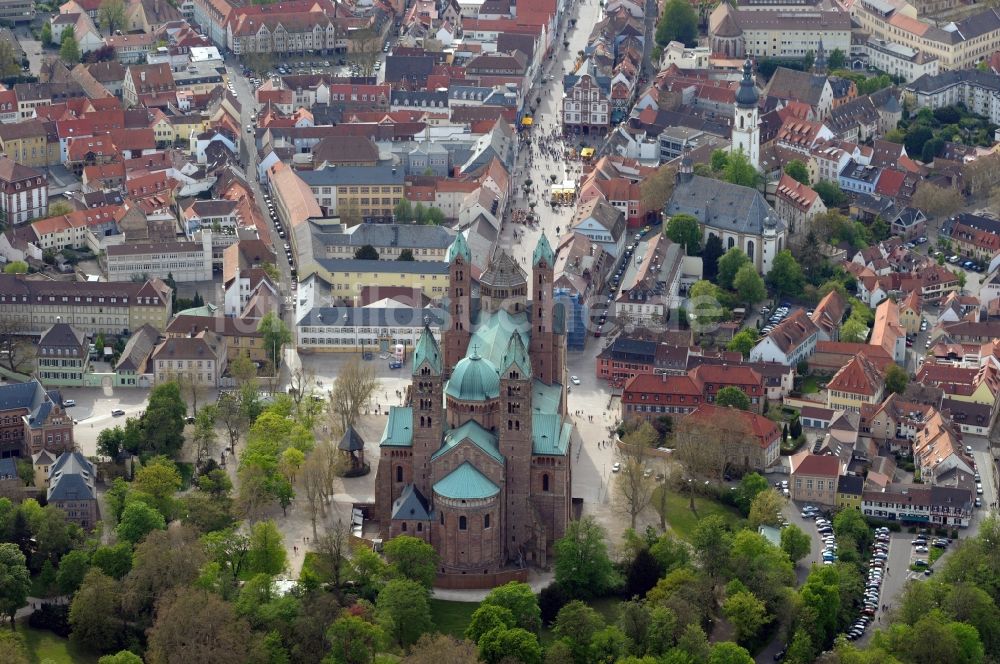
[905, 69, 1000, 124]
[105, 235, 212, 282]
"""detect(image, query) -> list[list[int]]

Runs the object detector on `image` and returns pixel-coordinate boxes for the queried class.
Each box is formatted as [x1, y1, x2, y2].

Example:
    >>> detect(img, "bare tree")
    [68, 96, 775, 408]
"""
[168, 371, 207, 416]
[315, 519, 351, 589]
[614, 422, 658, 530]
[639, 164, 676, 218]
[0, 318, 35, 374]
[674, 415, 757, 483]
[300, 449, 327, 539]
[236, 465, 270, 524]
[329, 357, 378, 434]
[287, 363, 317, 409]
[651, 467, 675, 530]
[911, 181, 964, 220]
[349, 29, 383, 78]
[216, 392, 245, 453]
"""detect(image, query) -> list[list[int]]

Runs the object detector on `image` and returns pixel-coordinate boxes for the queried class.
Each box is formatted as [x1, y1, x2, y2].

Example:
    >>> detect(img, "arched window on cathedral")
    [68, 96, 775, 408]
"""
[747, 240, 755, 262]
[401, 522, 407, 532]
[395, 466, 403, 482]
[484, 514, 490, 528]
[417, 522, 423, 532]
[728, 237, 735, 249]
[542, 474, 550, 492]
[740, 115, 744, 129]
[459, 516, 467, 530]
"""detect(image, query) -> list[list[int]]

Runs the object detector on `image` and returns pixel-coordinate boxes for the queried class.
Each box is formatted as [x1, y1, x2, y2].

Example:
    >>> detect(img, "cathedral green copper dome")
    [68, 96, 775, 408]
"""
[446, 352, 500, 401]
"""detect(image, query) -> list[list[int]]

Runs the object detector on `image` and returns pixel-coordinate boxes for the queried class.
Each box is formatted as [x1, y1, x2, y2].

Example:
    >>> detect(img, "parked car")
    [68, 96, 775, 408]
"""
[111, 408, 125, 416]
[63, 399, 76, 407]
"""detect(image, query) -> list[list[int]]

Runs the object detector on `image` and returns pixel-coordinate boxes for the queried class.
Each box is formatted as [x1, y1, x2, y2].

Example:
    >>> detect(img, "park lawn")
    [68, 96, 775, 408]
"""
[430, 598, 478, 639]
[18, 624, 99, 664]
[653, 486, 744, 540]
[929, 546, 945, 566]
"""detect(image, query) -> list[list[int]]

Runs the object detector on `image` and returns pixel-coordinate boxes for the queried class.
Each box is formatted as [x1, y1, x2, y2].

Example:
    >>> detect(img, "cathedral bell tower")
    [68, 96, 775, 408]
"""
[444, 233, 472, 375]
[529, 233, 557, 386]
[411, 324, 444, 502]
[731, 58, 760, 171]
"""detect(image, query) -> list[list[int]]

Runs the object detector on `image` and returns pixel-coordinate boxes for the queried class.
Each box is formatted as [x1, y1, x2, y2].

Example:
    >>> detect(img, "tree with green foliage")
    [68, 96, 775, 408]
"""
[554, 516, 618, 599]
[828, 49, 846, 69]
[780, 523, 811, 564]
[376, 578, 433, 649]
[258, 311, 292, 370]
[354, 244, 379, 260]
[59, 27, 80, 64]
[733, 473, 768, 514]
[40, 21, 52, 46]
[840, 317, 868, 343]
[655, 0, 698, 46]
[383, 535, 439, 589]
[665, 214, 702, 255]
[766, 250, 805, 298]
[702, 234, 724, 282]
[466, 604, 515, 643]
[0, 543, 29, 627]
[480, 581, 541, 633]
[133, 455, 182, 518]
[246, 519, 286, 575]
[733, 264, 766, 309]
[98, 652, 144, 664]
[3, 261, 26, 274]
[723, 150, 760, 188]
[885, 363, 909, 395]
[397, 249, 414, 261]
[91, 543, 132, 580]
[553, 600, 604, 662]
[717, 248, 751, 290]
[711, 149, 729, 172]
[813, 180, 846, 208]
[393, 198, 413, 222]
[723, 590, 770, 645]
[478, 626, 543, 664]
[784, 160, 810, 185]
[69, 569, 121, 652]
[747, 488, 786, 529]
[116, 501, 166, 544]
[326, 614, 384, 664]
[716, 386, 751, 411]
[143, 381, 187, 457]
[727, 328, 759, 359]
[56, 548, 91, 595]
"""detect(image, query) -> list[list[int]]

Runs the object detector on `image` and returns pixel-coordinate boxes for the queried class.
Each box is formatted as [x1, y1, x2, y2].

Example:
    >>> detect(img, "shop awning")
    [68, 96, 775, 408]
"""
[580, 147, 595, 158]
[521, 116, 534, 126]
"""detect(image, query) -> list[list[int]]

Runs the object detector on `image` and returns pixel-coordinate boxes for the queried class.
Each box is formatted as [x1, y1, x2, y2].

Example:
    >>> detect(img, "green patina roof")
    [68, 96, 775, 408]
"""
[433, 461, 501, 500]
[532, 379, 562, 415]
[445, 353, 500, 401]
[176, 304, 219, 317]
[532, 413, 572, 456]
[533, 232, 555, 268]
[379, 407, 413, 447]
[431, 419, 504, 465]
[412, 324, 442, 376]
[468, 309, 530, 370]
[447, 232, 471, 263]
[501, 330, 532, 378]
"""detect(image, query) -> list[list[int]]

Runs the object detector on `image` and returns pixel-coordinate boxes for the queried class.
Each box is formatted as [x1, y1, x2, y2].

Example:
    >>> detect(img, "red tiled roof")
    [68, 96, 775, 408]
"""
[793, 453, 840, 477]
[685, 403, 780, 448]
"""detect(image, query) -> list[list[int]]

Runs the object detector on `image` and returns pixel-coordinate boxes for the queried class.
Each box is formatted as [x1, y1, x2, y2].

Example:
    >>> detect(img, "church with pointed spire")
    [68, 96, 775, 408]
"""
[374, 235, 573, 586]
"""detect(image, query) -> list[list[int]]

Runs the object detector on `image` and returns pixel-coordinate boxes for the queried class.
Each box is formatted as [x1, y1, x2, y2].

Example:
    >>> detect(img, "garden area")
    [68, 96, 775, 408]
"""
[651, 486, 745, 540]
[15, 624, 98, 664]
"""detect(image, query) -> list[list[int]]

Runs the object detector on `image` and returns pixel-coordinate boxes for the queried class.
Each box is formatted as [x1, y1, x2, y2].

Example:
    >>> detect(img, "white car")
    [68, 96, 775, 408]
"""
[570, 376, 580, 385]
[612, 462, 621, 473]
[63, 399, 76, 407]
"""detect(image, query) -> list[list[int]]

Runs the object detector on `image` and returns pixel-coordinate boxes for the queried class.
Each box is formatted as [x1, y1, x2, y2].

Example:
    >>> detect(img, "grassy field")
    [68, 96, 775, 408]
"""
[653, 487, 744, 540]
[18, 625, 98, 664]
[430, 598, 478, 638]
[800, 376, 823, 394]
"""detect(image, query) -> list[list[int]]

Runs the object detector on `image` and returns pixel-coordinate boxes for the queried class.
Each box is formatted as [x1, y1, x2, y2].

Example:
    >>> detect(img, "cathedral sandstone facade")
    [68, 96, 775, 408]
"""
[374, 234, 573, 586]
